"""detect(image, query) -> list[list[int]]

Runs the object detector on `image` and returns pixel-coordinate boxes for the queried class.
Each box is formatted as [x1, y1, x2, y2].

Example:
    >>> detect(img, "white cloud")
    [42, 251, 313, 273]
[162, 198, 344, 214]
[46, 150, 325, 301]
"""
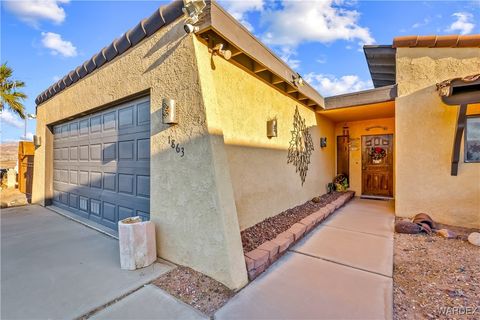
[446, 12, 475, 35]
[220, 0, 264, 31]
[412, 17, 430, 29]
[41, 32, 77, 57]
[4, 0, 69, 26]
[304, 73, 373, 97]
[278, 47, 301, 69]
[0, 110, 24, 129]
[316, 55, 327, 64]
[261, 0, 375, 48]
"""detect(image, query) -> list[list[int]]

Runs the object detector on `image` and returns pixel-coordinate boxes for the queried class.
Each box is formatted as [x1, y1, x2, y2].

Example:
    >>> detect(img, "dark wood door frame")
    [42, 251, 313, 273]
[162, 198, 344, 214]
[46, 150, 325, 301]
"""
[337, 135, 349, 177]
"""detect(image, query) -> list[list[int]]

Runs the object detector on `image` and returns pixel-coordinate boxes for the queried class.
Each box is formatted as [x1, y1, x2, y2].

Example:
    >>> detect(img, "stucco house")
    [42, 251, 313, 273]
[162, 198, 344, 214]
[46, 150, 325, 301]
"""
[32, 0, 480, 289]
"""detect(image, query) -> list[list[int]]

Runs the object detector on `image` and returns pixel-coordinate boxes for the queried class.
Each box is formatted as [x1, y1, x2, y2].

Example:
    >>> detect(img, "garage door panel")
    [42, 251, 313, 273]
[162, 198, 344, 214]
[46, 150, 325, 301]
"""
[52, 97, 150, 230]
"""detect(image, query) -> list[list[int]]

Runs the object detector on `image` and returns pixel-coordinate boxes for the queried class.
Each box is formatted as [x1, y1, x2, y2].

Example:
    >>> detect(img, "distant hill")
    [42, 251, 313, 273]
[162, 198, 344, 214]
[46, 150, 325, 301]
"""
[0, 142, 18, 169]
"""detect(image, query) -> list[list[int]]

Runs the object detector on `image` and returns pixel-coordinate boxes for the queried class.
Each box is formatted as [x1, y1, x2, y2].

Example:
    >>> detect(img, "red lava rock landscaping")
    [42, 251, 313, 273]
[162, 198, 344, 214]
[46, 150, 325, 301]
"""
[153, 266, 234, 317]
[242, 191, 355, 280]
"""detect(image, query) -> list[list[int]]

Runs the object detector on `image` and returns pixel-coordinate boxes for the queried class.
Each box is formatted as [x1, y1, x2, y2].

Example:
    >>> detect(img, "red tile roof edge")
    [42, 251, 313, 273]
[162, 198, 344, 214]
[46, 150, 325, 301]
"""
[393, 34, 480, 48]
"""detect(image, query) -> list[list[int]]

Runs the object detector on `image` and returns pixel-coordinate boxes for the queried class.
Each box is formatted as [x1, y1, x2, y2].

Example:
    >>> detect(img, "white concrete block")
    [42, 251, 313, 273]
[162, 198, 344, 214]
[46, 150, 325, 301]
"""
[119, 217, 157, 270]
[6, 169, 16, 188]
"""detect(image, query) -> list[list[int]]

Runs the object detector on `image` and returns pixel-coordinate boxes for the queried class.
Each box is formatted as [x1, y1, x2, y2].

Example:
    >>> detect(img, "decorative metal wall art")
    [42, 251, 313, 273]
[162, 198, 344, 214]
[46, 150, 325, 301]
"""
[287, 106, 314, 185]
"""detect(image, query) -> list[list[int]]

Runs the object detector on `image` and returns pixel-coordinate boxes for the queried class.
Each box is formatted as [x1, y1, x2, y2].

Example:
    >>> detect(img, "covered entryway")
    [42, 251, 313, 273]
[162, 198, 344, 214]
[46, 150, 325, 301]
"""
[319, 85, 396, 198]
[52, 96, 151, 230]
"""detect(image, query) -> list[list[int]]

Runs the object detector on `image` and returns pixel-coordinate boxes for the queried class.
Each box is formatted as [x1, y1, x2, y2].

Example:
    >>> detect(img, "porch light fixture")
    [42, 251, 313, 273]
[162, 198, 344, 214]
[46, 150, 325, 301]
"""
[162, 98, 178, 125]
[210, 43, 232, 60]
[292, 73, 304, 87]
[267, 118, 277, 138]
[320, 137, 327, 148]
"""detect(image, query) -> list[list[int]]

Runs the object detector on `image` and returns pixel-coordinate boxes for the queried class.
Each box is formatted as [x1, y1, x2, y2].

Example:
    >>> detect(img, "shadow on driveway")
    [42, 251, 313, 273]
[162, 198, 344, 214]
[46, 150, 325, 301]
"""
[1, 205, 173, 319]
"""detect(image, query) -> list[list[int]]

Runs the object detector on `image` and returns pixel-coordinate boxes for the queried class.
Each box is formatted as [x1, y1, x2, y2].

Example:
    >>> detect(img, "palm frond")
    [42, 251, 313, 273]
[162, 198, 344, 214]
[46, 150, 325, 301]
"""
[0, 62, 27, 118]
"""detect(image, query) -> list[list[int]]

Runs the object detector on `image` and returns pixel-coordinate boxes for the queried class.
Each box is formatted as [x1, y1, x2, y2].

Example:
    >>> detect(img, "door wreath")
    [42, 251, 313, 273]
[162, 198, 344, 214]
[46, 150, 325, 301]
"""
[370, 147, 386, 164]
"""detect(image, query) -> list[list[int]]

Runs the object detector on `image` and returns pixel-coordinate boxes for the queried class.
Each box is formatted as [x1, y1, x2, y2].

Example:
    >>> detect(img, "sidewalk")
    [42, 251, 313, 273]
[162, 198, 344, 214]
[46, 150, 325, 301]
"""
[215, 198, 394, 319]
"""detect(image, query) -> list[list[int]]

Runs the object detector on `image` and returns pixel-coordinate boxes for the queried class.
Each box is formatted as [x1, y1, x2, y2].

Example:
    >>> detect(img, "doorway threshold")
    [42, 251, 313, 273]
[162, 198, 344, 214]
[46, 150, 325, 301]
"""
[360, 195, 394, 201]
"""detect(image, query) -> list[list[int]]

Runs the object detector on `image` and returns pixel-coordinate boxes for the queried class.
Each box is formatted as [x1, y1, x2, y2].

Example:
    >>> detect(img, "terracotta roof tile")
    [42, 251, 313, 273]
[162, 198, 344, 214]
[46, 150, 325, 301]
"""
[393, 34, 480, 48]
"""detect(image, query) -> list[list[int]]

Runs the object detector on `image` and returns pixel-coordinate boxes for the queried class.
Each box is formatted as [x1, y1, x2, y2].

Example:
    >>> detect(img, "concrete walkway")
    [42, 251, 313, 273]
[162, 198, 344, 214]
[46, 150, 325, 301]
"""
[1, 205, 174, 319]
[215, 198, 394, 319]
[91, 285, 208, 320]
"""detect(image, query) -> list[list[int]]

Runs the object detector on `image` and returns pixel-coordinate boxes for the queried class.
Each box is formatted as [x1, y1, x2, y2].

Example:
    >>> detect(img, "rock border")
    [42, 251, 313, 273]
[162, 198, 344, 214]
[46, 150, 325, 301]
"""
[244, 191, 355, 281]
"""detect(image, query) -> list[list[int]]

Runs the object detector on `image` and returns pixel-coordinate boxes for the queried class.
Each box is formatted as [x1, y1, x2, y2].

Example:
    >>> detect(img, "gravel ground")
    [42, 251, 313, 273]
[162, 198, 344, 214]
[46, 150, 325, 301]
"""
[241, 191, 352, 252]
[153, 266, 234, 317]
[394, 222, 480, 320]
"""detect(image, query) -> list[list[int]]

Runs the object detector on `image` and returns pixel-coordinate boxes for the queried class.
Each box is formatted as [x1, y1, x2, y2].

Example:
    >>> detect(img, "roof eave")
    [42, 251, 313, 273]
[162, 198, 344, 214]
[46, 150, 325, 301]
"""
[363, 45, 396, 89]
[323, 84, 397, 110]
[196, 1, 324, 109]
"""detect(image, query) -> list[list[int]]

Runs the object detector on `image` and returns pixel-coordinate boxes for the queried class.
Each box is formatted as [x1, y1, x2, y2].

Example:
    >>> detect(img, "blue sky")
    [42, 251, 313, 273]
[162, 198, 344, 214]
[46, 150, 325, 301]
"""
[1, 0, 478, 143]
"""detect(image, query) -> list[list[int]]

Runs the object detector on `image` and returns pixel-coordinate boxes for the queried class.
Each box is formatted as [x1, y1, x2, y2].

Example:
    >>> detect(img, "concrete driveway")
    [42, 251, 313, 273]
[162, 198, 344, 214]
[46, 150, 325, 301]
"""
[216, 198, 394, 319]
[1, 205, 173, 319]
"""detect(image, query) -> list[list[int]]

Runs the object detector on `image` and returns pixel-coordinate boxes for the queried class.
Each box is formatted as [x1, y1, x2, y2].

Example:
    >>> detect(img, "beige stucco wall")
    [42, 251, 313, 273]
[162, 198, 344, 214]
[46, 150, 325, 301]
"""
[334, 118, 395, 196]
[395, 47, 480, 228]
[33, 19, 248, 289]
[193, 38, 335, 230]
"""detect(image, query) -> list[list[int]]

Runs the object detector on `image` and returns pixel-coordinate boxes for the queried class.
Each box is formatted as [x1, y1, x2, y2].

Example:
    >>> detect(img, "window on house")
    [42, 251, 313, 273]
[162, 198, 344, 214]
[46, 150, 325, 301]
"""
[465, 116, 480, 162]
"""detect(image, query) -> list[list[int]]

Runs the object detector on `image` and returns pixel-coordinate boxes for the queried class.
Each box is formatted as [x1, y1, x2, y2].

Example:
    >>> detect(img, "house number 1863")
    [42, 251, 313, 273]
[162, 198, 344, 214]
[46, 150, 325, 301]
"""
[168, 136, 185, 157]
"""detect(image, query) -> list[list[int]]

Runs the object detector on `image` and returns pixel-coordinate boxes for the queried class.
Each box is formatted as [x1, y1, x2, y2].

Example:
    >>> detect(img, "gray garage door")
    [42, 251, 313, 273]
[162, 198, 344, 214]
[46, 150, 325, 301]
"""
[52, 97, 150, 230]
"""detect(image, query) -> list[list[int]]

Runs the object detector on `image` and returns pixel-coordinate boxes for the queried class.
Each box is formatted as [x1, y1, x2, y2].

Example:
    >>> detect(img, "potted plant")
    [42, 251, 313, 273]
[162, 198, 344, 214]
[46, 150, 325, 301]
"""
[333, 174, 349, 192]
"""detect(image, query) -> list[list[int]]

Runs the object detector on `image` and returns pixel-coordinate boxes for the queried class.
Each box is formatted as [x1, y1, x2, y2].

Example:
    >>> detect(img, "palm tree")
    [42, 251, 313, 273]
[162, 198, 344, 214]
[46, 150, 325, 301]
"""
[0, 62, 27, 119]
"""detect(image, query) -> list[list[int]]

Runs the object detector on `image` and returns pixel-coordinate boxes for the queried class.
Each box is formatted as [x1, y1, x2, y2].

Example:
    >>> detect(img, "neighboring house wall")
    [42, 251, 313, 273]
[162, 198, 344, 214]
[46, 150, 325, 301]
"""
[33, 19, 248, 289]
[193, 38, 335, 230]
[334, 117, 395, 196]
[395, 47, 480, 228]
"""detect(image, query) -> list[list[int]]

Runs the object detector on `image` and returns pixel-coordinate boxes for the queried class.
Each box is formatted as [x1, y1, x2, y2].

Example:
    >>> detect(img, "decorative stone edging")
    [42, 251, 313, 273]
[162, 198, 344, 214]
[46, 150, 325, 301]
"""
[244, 191, 355, 281]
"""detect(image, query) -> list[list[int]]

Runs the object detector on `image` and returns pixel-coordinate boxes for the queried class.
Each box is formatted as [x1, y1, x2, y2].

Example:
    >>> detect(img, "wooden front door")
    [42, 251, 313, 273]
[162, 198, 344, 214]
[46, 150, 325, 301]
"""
[362, 134, 393, 197]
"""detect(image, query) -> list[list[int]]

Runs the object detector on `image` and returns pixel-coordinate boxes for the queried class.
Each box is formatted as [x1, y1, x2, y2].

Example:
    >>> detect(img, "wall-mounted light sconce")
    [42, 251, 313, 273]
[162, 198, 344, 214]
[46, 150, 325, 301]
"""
[162, 98, 178, 125]
[267, 118, 277, 138]
[33, 135, 42, 148]
[320, 137, 327, 148]
[292, 73, 304, 87]
[209, 43, 232, 60]
[342, 123, 350, 143]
